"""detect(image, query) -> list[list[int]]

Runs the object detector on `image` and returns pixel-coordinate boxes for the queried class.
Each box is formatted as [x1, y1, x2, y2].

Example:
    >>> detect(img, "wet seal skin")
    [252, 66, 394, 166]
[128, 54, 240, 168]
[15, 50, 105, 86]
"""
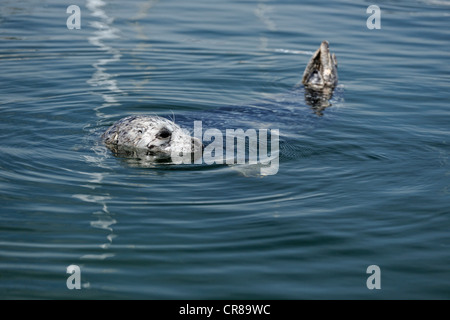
[301, 40, 338, 115]
[101, 115, 203, 162]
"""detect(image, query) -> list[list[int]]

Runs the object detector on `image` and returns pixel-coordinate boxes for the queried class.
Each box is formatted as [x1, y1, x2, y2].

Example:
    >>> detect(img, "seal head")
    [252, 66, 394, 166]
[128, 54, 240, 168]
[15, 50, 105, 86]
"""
[101, 115, 202, 160]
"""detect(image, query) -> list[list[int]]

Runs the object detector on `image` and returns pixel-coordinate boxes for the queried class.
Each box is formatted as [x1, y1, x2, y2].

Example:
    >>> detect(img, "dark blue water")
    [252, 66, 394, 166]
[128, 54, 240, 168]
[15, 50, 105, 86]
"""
[0, 0, 449, 299]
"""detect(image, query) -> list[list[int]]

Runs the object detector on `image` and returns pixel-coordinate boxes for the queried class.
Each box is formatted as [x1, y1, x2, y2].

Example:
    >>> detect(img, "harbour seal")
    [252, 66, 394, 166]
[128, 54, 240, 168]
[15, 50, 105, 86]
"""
[101, 115, 203, 161]
[101, 41, 338, 161]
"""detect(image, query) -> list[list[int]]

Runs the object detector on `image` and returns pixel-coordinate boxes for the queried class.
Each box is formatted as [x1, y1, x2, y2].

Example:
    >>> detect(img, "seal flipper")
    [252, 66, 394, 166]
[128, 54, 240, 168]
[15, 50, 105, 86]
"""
[302, 41, 338, 90]
[301, 41, 339, 114]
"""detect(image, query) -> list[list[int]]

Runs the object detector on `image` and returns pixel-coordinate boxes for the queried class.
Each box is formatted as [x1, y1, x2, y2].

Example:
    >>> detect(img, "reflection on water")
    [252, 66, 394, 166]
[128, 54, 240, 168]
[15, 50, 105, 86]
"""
[129, 0, 159, 99]
[79, 0, 127, 261]
[304, 86, 336, 116]
[255, 3, 277, 32]
[86, 0, 124, 118]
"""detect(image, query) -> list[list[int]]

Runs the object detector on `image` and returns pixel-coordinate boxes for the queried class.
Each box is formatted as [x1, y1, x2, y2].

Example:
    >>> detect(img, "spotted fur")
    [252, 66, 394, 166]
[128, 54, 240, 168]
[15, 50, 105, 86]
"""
[102, 115, 202, 158]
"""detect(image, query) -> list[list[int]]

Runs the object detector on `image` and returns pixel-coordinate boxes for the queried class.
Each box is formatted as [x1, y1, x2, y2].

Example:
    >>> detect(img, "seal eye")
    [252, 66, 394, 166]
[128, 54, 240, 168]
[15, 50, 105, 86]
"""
[157, 128, 172, 139]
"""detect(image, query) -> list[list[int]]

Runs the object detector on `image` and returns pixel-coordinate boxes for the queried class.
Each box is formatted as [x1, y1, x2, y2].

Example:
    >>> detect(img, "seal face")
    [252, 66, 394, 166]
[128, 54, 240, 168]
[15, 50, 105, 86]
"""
[101, 115, 202, 159]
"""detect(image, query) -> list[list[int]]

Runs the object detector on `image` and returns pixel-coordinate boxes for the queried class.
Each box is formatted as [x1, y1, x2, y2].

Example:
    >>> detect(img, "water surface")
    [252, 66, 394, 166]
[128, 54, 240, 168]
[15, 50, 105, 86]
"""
[0, 0, 449, 299]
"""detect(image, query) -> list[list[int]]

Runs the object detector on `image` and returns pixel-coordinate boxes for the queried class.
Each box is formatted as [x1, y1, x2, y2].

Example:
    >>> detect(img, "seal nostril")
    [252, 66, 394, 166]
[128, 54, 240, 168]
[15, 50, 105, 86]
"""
[148, 145, 155, 150]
